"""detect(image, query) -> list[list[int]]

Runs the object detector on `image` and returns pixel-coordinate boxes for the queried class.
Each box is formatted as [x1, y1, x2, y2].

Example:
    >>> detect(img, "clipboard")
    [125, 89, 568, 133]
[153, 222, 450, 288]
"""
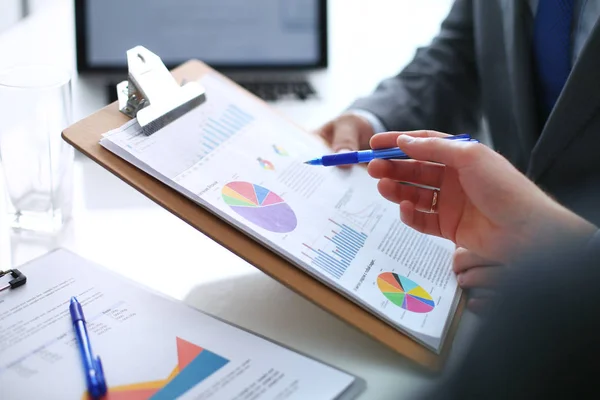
[2, 248, 367, 399]
[62, 54, 465, 372]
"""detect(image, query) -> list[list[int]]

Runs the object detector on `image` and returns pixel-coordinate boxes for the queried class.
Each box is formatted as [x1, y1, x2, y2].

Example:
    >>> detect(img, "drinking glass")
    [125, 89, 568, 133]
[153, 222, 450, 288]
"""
[0, 65, 74, 233]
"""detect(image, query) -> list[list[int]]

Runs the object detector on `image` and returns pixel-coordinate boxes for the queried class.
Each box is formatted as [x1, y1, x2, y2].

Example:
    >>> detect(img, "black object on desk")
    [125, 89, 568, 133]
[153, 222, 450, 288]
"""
[237, 80, 317, 101]
[0, 269, 27, 293]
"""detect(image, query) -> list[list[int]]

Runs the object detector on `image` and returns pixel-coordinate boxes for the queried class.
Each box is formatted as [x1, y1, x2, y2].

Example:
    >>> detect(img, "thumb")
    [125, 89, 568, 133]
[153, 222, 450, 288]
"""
[331, 121, 360, 152]
[396, 135, 482, 169]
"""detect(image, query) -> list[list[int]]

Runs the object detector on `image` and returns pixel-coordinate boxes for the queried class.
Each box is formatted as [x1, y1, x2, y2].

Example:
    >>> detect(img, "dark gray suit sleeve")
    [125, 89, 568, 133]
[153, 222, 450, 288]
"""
[420, 237, 600, 400]
[349, 0, 480, 134]
[589, 230, 600, 248]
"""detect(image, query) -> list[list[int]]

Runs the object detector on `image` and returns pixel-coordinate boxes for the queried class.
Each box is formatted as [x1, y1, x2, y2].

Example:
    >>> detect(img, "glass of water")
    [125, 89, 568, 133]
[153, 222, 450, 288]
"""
[0, 65, 74, 233]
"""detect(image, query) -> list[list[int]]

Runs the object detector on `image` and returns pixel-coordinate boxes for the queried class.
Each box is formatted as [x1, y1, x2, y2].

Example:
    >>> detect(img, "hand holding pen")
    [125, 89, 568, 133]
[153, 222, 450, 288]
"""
[305, 134, 477, 166]
[366, 130, 597, 262]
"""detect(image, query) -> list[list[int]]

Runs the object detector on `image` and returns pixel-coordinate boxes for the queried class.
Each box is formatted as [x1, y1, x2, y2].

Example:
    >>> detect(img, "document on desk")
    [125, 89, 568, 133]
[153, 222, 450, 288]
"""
[0, 249, 363, 400]
[100, 73, 461, 353]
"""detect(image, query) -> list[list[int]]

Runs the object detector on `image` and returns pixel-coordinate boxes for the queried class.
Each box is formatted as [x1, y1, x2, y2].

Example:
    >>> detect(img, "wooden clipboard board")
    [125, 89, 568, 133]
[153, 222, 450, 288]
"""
[62, 60, 465, 371]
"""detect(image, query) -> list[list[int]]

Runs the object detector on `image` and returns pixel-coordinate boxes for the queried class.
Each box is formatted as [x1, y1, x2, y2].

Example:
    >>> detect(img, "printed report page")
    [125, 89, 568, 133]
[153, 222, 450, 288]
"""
[101, 74, 461, 352]
[0, 250, 359, 399]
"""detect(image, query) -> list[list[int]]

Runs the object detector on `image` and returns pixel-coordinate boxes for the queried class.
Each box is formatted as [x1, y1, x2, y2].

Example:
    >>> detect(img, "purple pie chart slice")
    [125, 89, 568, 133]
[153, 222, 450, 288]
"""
[222, 182, 297, 233]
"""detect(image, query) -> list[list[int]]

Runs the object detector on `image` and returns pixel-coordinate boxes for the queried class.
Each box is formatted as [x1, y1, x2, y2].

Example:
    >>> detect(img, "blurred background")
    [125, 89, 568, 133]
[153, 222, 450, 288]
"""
[0, 0, 453, 126]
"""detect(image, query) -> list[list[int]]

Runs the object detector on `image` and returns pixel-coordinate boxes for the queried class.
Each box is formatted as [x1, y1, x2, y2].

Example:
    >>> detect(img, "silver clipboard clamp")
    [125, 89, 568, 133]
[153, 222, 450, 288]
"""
[116, 46, 206, 136]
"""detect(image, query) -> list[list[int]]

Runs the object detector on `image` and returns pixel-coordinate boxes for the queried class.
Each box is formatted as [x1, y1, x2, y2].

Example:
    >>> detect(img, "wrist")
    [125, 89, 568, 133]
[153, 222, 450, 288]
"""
[525, 197, 597, 252]
[551, 205, 597, 241]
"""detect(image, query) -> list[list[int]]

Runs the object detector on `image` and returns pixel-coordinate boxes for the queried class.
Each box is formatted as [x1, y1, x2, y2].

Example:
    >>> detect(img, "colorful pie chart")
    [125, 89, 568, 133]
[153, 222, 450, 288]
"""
[222, 181, 297, 233]
[377, 272, 435, 313]
[272, 144, 289, 156]
[257, 157, 275, 170]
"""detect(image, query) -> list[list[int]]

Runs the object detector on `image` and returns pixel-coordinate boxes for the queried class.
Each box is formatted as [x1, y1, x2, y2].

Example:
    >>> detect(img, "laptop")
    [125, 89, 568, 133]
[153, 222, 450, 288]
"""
[74, 0, 328, 103]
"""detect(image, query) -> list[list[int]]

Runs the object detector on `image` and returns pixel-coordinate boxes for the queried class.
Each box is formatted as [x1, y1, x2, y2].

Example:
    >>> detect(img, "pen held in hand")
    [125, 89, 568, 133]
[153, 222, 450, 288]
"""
[305, 134, 478, 166]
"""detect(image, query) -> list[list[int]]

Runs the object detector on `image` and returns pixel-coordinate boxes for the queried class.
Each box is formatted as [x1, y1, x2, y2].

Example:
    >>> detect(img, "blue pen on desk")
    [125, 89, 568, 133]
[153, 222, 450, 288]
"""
[305, 134, 477, 166]
[70, 297, 107, 399]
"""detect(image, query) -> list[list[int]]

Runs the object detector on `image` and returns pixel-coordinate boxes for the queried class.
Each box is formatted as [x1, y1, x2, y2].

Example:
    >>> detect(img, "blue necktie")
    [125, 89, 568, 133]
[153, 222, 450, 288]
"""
[533, 0, 575, 122]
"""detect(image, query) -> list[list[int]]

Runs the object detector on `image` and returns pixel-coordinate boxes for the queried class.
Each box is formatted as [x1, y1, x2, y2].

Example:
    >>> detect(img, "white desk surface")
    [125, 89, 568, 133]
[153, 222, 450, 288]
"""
[0, 1, 478, 399]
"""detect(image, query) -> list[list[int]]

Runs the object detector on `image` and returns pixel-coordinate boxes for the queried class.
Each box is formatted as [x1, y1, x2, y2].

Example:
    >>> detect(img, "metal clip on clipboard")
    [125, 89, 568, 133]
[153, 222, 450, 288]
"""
[116, 46, 207, 136]
[0, 269, 26, 293]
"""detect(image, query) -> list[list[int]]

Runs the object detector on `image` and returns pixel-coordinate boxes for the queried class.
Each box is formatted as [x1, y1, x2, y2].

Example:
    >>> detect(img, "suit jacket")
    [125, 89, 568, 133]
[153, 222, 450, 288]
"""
[350, 0, 600, 224]
[420, 232, 600, 400]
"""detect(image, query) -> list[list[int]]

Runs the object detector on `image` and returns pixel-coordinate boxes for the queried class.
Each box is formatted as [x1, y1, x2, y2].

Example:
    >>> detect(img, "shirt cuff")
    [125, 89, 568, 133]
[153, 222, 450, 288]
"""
[346, 109, 388, 134]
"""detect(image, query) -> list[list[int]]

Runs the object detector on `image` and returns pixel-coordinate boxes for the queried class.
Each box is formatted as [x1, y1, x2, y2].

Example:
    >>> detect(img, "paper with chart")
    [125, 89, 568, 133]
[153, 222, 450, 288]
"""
[0, 250, 361, 400]
[100, 73, 461, 352]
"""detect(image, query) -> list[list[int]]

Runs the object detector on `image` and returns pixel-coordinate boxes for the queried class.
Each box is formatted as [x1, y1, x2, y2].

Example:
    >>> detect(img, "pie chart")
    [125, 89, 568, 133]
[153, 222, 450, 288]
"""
[222, 181, 297, 233]
[377, 272, 435, 313]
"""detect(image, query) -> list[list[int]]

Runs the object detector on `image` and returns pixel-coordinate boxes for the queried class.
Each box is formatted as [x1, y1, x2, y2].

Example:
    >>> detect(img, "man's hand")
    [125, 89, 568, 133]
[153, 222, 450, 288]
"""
[454, 248, 504, 288]
[453, 248, 504, 313]
[367, 130, 598, 264]
[316, 113, 375, 155]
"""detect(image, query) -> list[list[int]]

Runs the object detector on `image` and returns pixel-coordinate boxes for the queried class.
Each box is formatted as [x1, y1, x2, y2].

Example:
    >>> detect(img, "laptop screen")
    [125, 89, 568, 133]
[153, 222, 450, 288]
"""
[75, 0, 327, 71]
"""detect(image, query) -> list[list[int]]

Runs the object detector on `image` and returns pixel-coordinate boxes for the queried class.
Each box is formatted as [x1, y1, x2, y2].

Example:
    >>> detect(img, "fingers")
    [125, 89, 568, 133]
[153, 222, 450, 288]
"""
[368, 159, 445, 188]
[316, 121, 334, 144]
[316, 114, 375, 169]
[378, 178, 439, 212]
[396, 134, 482, 169]
[457, 265, 506, 288]
[330, 113, 374, 152]
[452, 248, 505, 288]
[370, 130, 451, 149]
[453, 247, 496, 274]
[315, 117, 360, 151]
[330, 122, 360, 152]
[399, 201, 442, 237]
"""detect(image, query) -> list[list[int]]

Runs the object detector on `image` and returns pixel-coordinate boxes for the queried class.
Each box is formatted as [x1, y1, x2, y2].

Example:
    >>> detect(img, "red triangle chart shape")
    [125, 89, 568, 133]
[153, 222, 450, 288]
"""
[176, 337, 204, 370]
[226, 182, 258, 205]
[261, 191, 284, 206]
[378, 273, 404, 292]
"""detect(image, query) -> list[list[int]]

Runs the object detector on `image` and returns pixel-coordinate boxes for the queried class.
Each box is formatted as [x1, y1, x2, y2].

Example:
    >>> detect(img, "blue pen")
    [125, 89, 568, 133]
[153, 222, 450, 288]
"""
[305, 134, 477, 166]
[70, 297, 107, 399]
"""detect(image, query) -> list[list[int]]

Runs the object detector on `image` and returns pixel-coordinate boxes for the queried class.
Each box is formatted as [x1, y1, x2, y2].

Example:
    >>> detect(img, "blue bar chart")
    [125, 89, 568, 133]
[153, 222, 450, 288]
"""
[302, 219, 368, 279]
[201, 104, 254, 154]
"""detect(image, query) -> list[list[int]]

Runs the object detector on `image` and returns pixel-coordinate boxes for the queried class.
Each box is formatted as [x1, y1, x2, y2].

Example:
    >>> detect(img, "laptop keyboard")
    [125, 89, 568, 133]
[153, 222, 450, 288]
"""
[236, 80, 317, 102]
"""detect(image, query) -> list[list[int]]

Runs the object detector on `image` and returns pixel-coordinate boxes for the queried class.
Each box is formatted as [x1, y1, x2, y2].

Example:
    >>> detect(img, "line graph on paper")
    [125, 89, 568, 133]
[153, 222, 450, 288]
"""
[333, 188, 386, 233]
[339, 202, 385, 232]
